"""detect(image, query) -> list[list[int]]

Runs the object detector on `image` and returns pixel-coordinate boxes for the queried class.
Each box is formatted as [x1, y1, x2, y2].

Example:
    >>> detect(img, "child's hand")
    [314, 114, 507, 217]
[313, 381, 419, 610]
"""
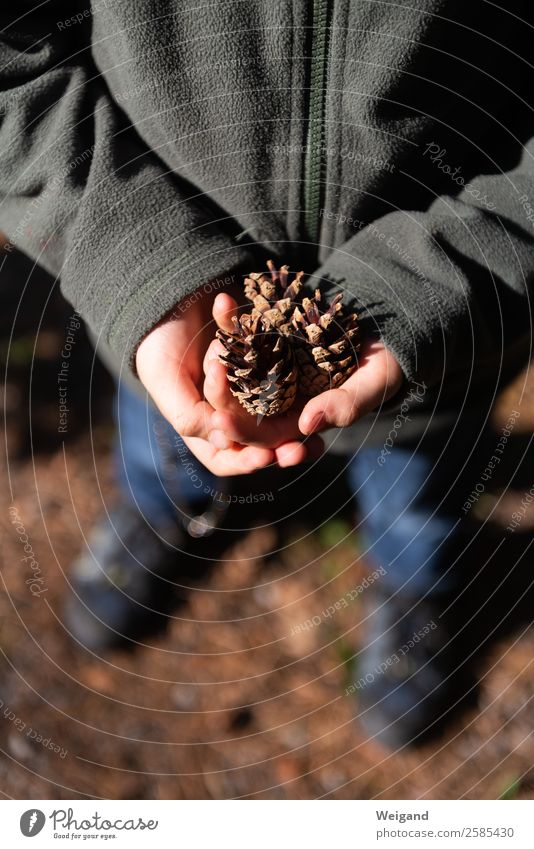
[136, 288, 275, 476]
[298, 338, 404, 435]
[208, 292, 403, 446]
[203, 292, 324, 465]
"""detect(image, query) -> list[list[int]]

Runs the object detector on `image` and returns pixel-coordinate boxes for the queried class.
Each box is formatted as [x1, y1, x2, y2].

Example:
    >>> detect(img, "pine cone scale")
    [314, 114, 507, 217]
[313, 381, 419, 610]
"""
[218, 261, 360, 415]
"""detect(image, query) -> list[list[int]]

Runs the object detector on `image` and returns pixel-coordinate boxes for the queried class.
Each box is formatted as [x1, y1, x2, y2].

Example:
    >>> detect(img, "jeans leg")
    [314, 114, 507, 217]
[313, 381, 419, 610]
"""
[114, 380, 219, 527]
[346, 421, 491, 598]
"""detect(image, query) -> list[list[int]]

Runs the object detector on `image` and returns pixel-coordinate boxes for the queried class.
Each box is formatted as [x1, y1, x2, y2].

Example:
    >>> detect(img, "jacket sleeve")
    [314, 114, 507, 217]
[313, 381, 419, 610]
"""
[316, 140, 534, 390]
[0, 2, 255, 368]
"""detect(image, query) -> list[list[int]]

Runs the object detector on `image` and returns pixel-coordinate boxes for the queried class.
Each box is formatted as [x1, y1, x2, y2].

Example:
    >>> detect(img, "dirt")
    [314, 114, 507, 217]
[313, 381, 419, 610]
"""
[1, 250, 534, 800]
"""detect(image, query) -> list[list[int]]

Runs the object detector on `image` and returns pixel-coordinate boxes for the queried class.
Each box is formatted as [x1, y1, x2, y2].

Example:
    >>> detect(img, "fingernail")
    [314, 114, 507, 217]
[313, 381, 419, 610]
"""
[307, 412, 326, 434]
[208, 429, 229, 449]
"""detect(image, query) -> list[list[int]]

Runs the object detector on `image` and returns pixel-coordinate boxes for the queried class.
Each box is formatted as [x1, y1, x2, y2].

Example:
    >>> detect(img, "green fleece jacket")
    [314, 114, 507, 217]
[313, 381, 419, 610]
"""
[1, 1, 533, 401]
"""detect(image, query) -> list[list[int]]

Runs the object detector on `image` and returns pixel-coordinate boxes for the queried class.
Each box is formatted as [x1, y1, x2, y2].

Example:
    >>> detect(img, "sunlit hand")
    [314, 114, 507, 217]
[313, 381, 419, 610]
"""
[203, 292, 325, 466]
[208, 291, 404, 445]
[136, 285, 275, 476]
[298, 338, 404, 435]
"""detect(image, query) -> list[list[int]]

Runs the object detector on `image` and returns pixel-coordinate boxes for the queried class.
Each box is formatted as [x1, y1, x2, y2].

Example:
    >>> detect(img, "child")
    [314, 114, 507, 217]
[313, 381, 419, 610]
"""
[1, 0, 533, 748]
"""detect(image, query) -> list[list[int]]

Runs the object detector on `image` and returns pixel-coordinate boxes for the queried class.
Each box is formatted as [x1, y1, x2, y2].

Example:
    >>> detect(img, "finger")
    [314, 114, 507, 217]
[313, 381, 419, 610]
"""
[182, 436, 275, 476]
[143, 364, 214, 439]
[210, 404, 306, 448]
[136, 322, 215, 440]
[274, 435, 324, 467]
[204, 359, 261, 447]
[205, 356, 305, 447]
[299, 386, 357, 433]
[205, 355, 295, 429]
[202, 350, 242, 449]
[213, 292, 239, 333]
[204, 357, 239, 413]
[203, 337, 226, 376]
[299, 345, 403, 434]
[204, 360, 320, 457]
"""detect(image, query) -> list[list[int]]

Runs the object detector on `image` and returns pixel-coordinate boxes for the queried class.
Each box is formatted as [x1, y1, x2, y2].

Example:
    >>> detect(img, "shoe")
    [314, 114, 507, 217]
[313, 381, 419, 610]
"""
[352, 588, 479, 748]
[63, 504, 191, 652]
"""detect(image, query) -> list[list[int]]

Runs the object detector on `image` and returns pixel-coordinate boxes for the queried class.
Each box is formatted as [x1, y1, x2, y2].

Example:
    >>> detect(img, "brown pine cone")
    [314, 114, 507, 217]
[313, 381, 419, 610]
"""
[217, 311, 297, 417]
[218, 260, 360, 415]
[291, 290, 360, 396]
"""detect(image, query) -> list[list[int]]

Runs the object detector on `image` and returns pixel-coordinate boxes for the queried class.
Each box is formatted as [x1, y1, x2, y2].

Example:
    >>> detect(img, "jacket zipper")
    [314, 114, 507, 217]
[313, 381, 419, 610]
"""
[303, 0, 333, 253]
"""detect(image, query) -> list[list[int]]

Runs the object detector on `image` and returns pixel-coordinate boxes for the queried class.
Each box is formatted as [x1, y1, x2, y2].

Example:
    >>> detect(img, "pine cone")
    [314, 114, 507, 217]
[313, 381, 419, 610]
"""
[244, 260, 303, 333]
[218, 260, 360, 416]
[291, 290, 360, 396]
[217, 311, 297, 417]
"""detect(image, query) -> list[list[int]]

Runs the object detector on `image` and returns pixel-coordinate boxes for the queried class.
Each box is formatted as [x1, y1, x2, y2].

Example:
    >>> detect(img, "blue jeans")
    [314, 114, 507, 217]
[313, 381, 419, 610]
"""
[347, 423, 488, 598]
[115, 382, 486, 598]
[114, 380, 219, 528]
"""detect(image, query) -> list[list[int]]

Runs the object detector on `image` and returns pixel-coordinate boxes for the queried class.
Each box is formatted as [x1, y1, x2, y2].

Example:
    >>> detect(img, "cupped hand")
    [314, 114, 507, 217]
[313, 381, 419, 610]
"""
[298, 337, 404, 435]
[203, 292, 325, 466]
[135, 285, 275, 476]
[209, 291, 404, 445]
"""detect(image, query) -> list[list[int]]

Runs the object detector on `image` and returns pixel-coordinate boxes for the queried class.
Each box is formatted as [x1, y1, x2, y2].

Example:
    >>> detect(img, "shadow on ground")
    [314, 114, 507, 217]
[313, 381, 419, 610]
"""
[1, 242, 534, 800]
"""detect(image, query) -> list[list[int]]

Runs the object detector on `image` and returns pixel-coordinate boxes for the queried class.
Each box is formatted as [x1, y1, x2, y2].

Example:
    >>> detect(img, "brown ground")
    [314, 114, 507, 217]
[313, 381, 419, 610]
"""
[1, 247, 534, 800]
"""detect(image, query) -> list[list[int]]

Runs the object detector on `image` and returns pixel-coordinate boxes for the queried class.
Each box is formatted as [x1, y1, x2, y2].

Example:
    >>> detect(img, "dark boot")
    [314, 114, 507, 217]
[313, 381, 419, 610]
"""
[63, 502, 219, 651]
[352, 588, 479, 748]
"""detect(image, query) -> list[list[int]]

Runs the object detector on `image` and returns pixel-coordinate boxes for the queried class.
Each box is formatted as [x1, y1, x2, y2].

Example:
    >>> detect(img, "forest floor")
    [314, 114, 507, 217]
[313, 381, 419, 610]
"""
[1, 247, 534, 800]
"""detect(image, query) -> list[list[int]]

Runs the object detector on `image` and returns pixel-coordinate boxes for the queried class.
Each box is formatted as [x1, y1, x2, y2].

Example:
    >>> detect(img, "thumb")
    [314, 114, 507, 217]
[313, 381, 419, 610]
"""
[213, 292, 239, 333]
[298, 343, 403, 434]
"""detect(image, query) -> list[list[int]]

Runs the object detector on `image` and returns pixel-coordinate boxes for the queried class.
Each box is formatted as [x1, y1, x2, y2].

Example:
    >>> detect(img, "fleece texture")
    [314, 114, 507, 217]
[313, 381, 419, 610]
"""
[1, 0, 534, 396]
